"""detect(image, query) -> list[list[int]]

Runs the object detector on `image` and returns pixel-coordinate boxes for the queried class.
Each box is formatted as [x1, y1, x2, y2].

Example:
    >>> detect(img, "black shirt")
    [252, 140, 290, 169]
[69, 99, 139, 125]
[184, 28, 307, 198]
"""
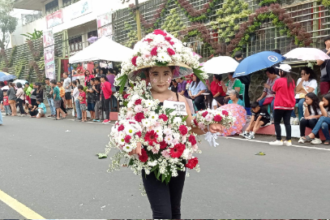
[252, 106, 270, 120]
[321, 49, 330, 82]
[94, 84, 101, 101]
[171, 86, 178, 93]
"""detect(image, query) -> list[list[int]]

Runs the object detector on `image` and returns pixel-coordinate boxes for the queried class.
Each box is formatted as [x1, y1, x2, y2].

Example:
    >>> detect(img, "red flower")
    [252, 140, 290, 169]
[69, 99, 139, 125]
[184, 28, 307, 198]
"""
[222, 110, 229, 116]
[139, 149, 149, 162]
[193, 118, 198, 126]
[151, 46, 158, 56]
[144, 130, 159, 146]
[169, 41, 175, 45]
[186, 157, 198, 169]
[179, 125, 188, 136]
[159, 141, 167, 150]
[159, 114, 168, 122]
[214, 115, 222, 122]
[132, 56, 138, 66]
[153, 29, 167, 36]
[135, 99, 142, 105]
[134, 112, 145, 122]
[136, 131, 142, 138]
[123, 94, 130, 99]
[202, 111, 208, 117]
[144, 38, 153, 43]
[118, 124, 125, 132]
[124, 135, 131, 143]
[188, 134, 197, 145]
[170, 143, 185, 158]
[167, 48, 176, 56]
[165, 36, 172, 42]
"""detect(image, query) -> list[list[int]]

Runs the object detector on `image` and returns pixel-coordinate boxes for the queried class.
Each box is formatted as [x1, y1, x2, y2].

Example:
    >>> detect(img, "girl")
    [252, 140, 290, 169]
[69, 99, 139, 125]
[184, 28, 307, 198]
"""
[16, 82, 27, 116]
[7, 83, 17, 116]
[188, 74, 207, 110]
[100, 75, 112, 124]
[270, 64, 296, 146]
[84, 70, 94, 86]
[304, 93, 330, 145]
[78, 85, 87, 122]
[298, 93, 321, 144]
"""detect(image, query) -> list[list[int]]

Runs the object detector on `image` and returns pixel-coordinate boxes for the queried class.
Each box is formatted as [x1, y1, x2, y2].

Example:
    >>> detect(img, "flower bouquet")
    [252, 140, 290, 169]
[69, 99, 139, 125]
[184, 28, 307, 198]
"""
[192, 109, 235, 131]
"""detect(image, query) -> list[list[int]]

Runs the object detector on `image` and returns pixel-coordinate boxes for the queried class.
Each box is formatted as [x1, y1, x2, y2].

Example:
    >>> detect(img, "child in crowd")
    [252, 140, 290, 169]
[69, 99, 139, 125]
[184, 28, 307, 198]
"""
[299, 93, 322, 144]
[51, 80, 66, 120]
[87, 78, 95, 120]
[78, 85, 87, 122]
[57, 81, 67, 114]
[27, 103, 38, 118]
[36, 98, 47, 118]
[93, 77, 101, 122]
[3, 92, 11, 116]
[241, 102, 271, 139]
[72, 81, 82, 121]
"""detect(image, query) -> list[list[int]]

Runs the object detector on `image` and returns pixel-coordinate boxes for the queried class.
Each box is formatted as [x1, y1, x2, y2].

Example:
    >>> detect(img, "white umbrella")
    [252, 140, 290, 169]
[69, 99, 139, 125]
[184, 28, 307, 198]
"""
[284, 48, 330, 61]
[203, 56, 239, 75]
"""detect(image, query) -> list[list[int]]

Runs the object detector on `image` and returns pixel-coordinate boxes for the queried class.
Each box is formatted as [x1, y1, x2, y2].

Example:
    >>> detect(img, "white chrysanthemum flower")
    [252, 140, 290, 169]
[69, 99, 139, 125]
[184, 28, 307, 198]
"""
[173, 117, 182, 124]
[148, 160, 158, 167]
[149, 112, 159, 121]
[123, 145, 133, 153]
[142, 119, 151, 127]
[125, 125, 135, 136]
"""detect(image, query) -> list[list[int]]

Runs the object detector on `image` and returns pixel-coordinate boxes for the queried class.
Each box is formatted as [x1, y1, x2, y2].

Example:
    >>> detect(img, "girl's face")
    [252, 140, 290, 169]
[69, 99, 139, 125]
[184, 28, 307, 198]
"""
[323, 97, 329, 106]
[213, 75, 216, 81]
[101, 78, 105, 83]
[86, 71, 90, 76]
[192, 75, 197, 82]
[305, 96, 313, 105]
[148, 66, 173, 93]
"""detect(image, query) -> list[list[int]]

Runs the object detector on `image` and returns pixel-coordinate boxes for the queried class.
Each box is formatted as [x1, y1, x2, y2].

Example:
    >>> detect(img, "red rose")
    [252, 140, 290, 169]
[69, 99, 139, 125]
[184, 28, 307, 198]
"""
[186, 157, 198, 169]
[132, 56, 138, 66]
[135, 99, 142, 105]
[165, 36, 172, 42]
[202, 111, 208, 117]
[159, 141, 167, 150]
[179, 125, 188, 136]
[153, 29, 167, 36]
[151, 46, 158, 56]
[144, 130, 159, 146]
[214, 115, 222, 122]
[169, 41, 175, 45]
[118, 124, 125, 132]
[123, 94, 130, 99]
[139, 149, 149, 162]
[222, 110, 229, 116]
[159, 114, 168, 122]
[136, 131, 142, 138]
[193, 118, 198, 126]
[167, 48, 176, 56]
[144, 38, 153, 43]
[134, 112, 145, 122]
[124, 135, 131, 143]
[188, 134, 197, 146]
[170, 143, 185, 158]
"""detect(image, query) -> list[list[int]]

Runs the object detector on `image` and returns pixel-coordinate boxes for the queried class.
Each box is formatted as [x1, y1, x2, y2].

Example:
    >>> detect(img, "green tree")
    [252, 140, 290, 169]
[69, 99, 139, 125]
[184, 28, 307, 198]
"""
[0, 0, 18, 49]
[21, 29, 43, 41]
[161, 8, 185, 38]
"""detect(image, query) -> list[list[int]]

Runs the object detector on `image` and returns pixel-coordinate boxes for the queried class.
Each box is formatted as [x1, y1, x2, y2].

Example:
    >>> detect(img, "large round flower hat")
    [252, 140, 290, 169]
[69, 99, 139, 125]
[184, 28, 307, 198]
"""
[115, 29, 208, 92]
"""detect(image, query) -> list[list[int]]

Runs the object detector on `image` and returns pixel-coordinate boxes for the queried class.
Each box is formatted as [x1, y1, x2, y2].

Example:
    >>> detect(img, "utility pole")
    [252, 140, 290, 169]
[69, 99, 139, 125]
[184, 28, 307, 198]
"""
[135, 0, 142, 40]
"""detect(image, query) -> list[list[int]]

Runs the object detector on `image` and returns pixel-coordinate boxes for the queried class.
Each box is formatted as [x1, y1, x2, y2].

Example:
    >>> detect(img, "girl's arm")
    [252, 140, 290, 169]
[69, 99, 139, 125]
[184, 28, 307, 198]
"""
[320, 102, 328, 117]
[295, 79, 303, 92]
[195, 89, 206, 97]
[304, 102, 310, 118]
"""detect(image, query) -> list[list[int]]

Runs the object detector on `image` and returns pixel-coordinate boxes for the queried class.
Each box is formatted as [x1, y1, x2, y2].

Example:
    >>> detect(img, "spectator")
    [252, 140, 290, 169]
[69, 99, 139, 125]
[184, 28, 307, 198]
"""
[234, 51, 250, 108]
[36, 98, 46, 118]
[76, 79, 81, 86]
[0, 82, 4, 111]
[223, 72, 244, 102]
[241, 102, 271, 139]
[228, 90, 245, 107]
[7, 83, 17, 116]
[107, 69, 117, 110]
[100, 75, 112, 124]
[58, 80, 67, 114]
[298, 93, 322, 144]
[63, 72, 73, 109]
[16, 83, 26, 116]
[45, 78, 55, 117]
[256, 67, 279, 112]
[209, 75, 226, 109]
[85, 70, 94, 86]
[185, 74, 193, 91]
[188, 74, 207, 110]
[95, 68, 101, 77]
[78, 85, 87, 122]
[170, 80, 178, 93]
[72, 81, 82, 121]
[93, 77, 101, 122]
[317, 36, 330, 95]
[35, 83, 43, 102]
[24, 82, 32, 105]
[270, 64, 295, 146]
[51, 80, 66, 120]
[30, 82, 37, 106]
[27, 103, 38, 118]
[291, 67, 318, 123]
[3, 91, 11, 116]
[176, 77, 188, 98]
[87, 78, 95, 121]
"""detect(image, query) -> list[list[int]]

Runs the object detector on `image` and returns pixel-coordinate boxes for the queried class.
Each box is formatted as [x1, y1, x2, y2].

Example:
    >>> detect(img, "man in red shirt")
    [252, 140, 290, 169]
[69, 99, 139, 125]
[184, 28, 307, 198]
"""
[208, 75, 226, 109]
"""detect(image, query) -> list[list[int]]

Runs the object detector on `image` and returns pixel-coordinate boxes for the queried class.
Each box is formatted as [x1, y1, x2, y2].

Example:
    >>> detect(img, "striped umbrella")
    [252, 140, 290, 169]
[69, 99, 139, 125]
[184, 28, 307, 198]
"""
[0, 71, 16, 81]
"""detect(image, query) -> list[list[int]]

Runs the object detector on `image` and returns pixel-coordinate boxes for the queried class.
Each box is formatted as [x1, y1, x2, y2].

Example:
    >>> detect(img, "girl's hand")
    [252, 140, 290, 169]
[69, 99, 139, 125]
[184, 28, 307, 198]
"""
[129, 142, 142, 156]
[320, 101, 325, 107]
[209, 123, 224, 134]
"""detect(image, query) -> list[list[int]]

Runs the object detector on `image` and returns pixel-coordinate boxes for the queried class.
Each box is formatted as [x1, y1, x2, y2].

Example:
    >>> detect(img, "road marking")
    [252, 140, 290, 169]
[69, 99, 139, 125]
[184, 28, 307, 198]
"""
[0, 189, 45, 219]
[222, 136, 330, 152]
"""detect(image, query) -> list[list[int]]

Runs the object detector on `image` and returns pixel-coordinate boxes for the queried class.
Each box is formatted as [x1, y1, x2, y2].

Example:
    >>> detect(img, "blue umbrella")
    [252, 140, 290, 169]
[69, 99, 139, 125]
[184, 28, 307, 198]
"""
[0, 71, 16, 81]
[233, 51, 285, 77]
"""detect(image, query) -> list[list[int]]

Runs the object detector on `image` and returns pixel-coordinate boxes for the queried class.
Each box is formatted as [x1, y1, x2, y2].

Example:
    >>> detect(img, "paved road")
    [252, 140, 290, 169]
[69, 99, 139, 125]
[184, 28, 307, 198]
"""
[1, 115, 330, 218]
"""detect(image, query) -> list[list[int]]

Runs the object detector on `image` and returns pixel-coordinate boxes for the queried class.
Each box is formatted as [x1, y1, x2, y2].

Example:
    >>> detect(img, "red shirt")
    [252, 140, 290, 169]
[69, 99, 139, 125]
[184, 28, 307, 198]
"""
[101, 81, 112, 99]
[210, 81, 225, 97]
[272, 77, 296, 110]
[79, 91, 87, 104]
[3, 96, 9, 106]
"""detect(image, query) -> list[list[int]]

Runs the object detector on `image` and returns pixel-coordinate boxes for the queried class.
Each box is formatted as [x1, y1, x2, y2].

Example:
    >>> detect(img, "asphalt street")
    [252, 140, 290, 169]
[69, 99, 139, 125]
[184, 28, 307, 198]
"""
[1, 114, 330, 218]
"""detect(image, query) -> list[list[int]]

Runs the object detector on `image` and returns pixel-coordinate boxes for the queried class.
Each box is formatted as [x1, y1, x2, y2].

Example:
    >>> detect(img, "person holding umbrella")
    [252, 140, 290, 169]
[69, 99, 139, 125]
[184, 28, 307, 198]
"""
[234, 51, 250, 108]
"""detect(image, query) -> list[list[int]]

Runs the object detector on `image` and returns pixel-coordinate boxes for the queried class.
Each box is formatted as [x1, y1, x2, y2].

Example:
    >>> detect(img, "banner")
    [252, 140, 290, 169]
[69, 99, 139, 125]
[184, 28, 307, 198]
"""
[45, 63, 56, 80]
[43, 30, 54, 48]
[97, 12, 112, 28]
[46, 10, 63, 29]
[98, 25, 112, 38]
[44, 46, 55, 65]
[71, 0, 93, 20]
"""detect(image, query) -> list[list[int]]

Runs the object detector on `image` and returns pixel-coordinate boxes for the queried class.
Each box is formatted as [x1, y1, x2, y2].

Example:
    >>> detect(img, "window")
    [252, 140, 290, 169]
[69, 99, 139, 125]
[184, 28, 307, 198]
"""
[69, 36, 83, 53]
[63, 0, 71, 7]
[45, 0, 59, 14]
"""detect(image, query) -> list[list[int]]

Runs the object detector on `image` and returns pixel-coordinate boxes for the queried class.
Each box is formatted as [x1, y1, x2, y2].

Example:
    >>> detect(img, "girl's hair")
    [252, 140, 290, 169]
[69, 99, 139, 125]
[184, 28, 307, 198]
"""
[78, 85, 84, 90]
[323, 93, 330, 111]
[16, 82, 22, 88]
[94, 77, 100, 82]
[191, 75, 200, 88]
[302, 67, 317, 81]
[214, 75, 222, 81]
[305, 93, 320, 115]
[76, 79, 80, 85]
[280, 70, 294, 88]
[72, 81, 77, 86]
[84, 70, 90, 77]
[100, 75, 108, 81]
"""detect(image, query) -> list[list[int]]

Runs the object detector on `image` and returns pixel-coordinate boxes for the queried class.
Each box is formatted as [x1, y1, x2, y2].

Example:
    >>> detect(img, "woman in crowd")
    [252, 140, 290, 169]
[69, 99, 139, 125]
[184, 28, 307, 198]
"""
[35, 83, 43, 102]
[223, 72, 244, 102]
[269, 64, 295, 146]
[298, 93, 322, 144]
[303, 93, 330, 145]
[30, 82, 38, 106]
[228, 90, 245, 107]
[100, 75, 112, 124]
[170, 80, 178, 93]
[107, 69, 117, 110]
[291, 67, 318, 124]
[209, 75, 226, 109]
[7, 83, 17, 116]
[84, 70, 94, 86]
[16, 83, 26, 116]
[188, 74, 207, 110]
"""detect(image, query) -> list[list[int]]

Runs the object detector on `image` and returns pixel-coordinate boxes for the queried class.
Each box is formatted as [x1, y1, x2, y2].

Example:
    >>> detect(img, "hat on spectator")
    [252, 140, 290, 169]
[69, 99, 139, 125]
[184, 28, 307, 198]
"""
[276, 64, 291, 72]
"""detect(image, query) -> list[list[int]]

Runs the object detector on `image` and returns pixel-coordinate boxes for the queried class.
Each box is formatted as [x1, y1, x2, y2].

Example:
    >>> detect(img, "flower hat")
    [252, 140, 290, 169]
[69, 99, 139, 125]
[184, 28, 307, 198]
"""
[115, 29, 208, 92]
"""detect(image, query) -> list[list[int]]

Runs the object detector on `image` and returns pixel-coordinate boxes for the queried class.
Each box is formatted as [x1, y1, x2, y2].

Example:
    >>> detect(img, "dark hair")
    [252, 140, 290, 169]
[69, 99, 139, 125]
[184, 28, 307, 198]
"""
[324, 36, 330, 43]
[84, 70, 90, 77]
[16, 82, 22, 88]
[302, 67, 317, 81]
[272, 49, 281, 54]
[266, 67, 276, 74]
[323, 93, 330, 111]
[73, 81, 77, 86]
[251, 101, 260, 109]
[94, 77, 100, 82]
[50, 79, 57, 85]
[76, 79, 80, 84]
[280, 70, 294, 88]
[0, 82, 4, 87]
[191, 75, 200, 88]
[100, 75, 108, 81]
[60, 78, 64, 83]
[234, 51, 242, 58]
[90, 78, 95, 82]
[25, 82, 29, 85]
[305, 93, 320, 115]
[45, 78, 49, 81]
[37, 98, 43, 103]
[214, 75, 222, 81]
[229, 72, 234, 77]
[78, 85, 84, 90]
[63, 72, 68, 76]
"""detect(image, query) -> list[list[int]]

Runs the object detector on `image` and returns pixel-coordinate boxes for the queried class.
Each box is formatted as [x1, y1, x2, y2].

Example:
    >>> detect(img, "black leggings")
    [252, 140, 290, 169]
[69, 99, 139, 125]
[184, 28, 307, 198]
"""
[274, 109, 292, 140]
[104, 98, 111, 120]
[194, 95, 205, 111]
[142, 170, 186, 219]
[17, 99, 25, 114]
[60, 99, 67, 114]
[300, 118, 319, 138]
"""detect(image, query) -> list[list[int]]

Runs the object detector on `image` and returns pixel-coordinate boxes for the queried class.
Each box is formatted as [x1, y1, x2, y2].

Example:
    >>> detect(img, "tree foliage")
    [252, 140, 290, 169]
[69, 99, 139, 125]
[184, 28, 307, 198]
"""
[21, 29, 43, 41]
[0, 0, 18, 49]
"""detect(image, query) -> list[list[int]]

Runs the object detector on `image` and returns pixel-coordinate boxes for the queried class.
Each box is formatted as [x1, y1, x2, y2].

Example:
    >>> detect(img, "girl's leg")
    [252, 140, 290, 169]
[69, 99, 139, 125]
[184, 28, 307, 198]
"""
[283, 110, 292, 140]
[321, 121, 330, 141]
[299, 118, 308, 137]
[298, 98, 305, 120]
[56, 108, 60, 119]
[273, 110, 282, 140]
[169, 170, 186, 219]
[309, 116, 328, 139]
[308, 119, 320, 138]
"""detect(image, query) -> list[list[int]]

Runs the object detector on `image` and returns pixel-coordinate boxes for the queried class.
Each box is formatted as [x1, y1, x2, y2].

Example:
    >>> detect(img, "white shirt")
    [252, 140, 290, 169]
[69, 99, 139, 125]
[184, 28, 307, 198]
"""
[295, 78, 317, 99]
[72, 87, 79, 101]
